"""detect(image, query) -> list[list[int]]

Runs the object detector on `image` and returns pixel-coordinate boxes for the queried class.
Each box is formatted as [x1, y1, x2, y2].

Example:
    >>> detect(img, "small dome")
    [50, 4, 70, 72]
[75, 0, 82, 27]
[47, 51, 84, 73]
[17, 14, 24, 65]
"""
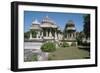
[41, 15, 55, 24]
[65, 20, 76, 31]
[41, 15, 57, 28]
[32, 19, 40, 25]
[30, 19, 42, 30]
[67, 20, 74, 24]
[66, 20, 75, 27]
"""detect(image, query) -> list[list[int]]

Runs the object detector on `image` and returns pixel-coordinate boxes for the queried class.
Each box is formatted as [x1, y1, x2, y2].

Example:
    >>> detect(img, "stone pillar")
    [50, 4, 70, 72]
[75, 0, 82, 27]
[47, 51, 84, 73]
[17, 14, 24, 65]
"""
[71, 33, 72, 39]
[38, 31, 40, 38]
[41, 31, 43, 37]
[67, 34, 68, 39]
[71, 33, 73, 38]
[59, 33, 61, 40]
[44, 29, 45, 36]
[71, 33, 72, 38]
[57, 33, 59, 40]
[49, 29, 52, 37]
[73, 33, 74, 39]
[73, 33, 74, 38]
[71, 32, 74, 40]
[58, 33, 59, 40]
[36, 31, 40, 39]
[68, 33, 69, 39]
[70, 33, 71, 39]
[67, 34, 69, 39]
[69, 33, 70, 39]
[74, 32, 76, 38]
[46, 29, 48, 37]
[30, 33, 32, 39]
[66, 34, 68, 39]
[55, 31, 57, 39]
[57, 32, 58, 39]
[36, 31, 38, 38]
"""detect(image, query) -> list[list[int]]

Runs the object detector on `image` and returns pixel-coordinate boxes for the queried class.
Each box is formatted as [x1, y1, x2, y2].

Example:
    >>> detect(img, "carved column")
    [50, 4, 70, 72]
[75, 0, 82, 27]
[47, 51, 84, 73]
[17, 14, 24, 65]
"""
[55, 29, 57, 40]
[30, 32, 32, 39]
[46, 29, 48, 37]
[36, 31, 38, 38]
[49, 28, 52, 37]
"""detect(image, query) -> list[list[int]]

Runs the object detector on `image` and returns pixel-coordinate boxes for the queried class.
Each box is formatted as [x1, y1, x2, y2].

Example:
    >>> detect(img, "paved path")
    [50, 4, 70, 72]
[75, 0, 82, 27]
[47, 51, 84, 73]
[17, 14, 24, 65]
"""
[24, 49, 48, 61]
[24, 42, 43, 49]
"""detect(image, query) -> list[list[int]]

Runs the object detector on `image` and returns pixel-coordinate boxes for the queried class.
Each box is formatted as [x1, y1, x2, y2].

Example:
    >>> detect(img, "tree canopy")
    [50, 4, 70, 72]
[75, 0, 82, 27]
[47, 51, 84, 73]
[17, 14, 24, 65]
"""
[83, 14, 90, 38]
[24, 31, 30, 39]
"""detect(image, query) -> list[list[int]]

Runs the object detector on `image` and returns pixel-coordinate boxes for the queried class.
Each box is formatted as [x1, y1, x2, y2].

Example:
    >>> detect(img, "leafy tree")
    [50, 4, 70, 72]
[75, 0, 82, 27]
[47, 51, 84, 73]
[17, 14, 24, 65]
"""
[24, 31, 30, 39]
[83, 14, 90, 38]
[76, 31, 85, 45]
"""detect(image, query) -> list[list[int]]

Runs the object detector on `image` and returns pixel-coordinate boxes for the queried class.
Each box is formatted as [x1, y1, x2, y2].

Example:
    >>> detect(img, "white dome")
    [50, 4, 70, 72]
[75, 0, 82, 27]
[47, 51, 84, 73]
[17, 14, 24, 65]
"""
[41, 16, 58, 28]
[30, 19, 42, 30]
[41, 15, 55, 24]
[32, 19, 40, 25]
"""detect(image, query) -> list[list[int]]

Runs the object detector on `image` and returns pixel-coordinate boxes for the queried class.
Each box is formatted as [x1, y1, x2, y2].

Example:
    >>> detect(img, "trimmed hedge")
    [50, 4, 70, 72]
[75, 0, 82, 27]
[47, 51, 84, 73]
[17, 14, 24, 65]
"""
[41, 42, 56, 52]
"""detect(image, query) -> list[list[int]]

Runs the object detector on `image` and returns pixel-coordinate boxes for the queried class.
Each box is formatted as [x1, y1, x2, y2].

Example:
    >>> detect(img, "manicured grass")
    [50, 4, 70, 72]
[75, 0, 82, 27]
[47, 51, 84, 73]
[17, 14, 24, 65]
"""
[48, 47, 90, 60]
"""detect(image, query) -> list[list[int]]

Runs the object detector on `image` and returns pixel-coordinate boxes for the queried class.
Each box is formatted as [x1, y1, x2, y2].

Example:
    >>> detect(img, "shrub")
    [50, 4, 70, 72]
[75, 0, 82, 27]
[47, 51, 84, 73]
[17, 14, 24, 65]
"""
[31, 54, 38, 61]
[71, 42, 76, 46]
[41, 42, 56, 52]
[61, 42, 69, 47]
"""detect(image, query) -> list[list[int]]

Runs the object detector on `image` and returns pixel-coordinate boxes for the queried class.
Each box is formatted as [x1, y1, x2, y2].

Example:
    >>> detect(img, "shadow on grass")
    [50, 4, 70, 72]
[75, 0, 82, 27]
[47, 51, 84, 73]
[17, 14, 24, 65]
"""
[83, 56, 90, 59]
[78, 46, 90, 52]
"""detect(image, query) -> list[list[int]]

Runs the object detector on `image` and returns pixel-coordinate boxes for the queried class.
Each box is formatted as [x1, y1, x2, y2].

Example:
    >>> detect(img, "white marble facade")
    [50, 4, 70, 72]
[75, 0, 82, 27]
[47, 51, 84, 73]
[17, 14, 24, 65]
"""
[29, 16, 63, 41]
[28, 16, 77, 46]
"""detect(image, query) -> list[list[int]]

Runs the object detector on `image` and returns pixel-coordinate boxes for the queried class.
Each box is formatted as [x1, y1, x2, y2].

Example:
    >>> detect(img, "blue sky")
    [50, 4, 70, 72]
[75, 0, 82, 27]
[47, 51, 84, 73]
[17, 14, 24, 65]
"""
[24, 11, 87, 32]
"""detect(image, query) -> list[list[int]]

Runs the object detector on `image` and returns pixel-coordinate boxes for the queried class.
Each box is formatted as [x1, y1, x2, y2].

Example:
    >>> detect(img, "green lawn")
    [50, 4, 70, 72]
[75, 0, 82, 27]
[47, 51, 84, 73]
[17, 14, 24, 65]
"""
[48, 47, 90, 60]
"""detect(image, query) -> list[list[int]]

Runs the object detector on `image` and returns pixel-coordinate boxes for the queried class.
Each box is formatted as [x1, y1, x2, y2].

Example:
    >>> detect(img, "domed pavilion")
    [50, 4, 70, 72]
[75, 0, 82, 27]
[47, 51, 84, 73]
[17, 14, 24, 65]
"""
[29, 19, 43, 40]
[64, 20, 77, 46]
[29, 16, 63, 42]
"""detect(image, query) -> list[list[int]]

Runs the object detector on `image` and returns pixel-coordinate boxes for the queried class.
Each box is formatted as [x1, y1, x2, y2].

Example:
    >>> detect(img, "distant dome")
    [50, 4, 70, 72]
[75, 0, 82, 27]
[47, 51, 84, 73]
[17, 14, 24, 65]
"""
[41, 15, 55, 24]
[41, 15, 57, 28]
[66, 20, 76, 30]
[66, 20, 75, 27]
